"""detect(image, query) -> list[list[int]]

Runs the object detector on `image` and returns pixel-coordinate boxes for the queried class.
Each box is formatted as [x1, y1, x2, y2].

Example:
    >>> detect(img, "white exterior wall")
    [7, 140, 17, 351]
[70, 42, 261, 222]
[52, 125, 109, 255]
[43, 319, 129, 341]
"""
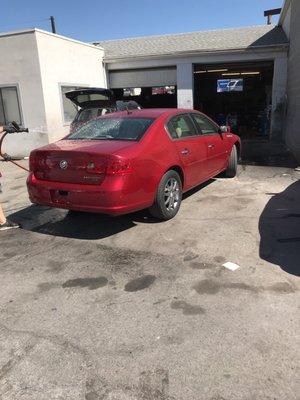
[282, 3, 292, 39]
[35, 30, 106, 143]
[282, 0, 300, 163]
[176, 63, 194, 109]
[0, 31, 48, 157]
[271, 55, 288, 142]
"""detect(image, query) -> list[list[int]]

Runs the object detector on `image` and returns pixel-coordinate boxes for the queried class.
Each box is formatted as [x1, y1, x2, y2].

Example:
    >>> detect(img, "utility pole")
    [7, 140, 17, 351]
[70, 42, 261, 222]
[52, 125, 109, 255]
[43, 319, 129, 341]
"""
[264, 8, 282, 25]
[50, 16, 56, 34]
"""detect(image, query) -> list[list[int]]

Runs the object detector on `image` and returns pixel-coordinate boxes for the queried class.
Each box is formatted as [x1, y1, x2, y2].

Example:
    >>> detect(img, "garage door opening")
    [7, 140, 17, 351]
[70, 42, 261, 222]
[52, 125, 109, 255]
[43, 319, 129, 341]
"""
[193, 61, 274, 141]
[112, 86, 177, 108]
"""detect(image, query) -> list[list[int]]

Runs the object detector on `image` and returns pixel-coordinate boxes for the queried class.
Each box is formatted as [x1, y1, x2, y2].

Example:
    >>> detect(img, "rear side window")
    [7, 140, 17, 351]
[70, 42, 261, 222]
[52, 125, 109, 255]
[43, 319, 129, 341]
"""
[68, 117, 154, 141]
[191, 113, 219, 135]
[167, 114, 197, 139]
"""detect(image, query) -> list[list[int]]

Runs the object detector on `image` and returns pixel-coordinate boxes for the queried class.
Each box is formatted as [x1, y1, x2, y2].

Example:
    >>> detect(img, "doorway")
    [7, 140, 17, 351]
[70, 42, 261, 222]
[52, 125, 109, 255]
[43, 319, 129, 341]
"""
[193, 61, 274, 141]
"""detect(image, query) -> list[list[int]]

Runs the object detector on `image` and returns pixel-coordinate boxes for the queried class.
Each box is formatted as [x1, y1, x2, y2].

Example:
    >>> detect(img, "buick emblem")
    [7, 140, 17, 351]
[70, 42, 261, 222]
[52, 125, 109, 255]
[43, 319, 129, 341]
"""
[59, 160, 68, 170]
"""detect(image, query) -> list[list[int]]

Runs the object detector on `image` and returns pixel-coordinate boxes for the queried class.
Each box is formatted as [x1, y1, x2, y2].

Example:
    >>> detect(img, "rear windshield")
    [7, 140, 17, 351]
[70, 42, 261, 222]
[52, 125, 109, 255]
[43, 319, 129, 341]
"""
[76, 93, 111, 103]
[68, 117, 154, 141]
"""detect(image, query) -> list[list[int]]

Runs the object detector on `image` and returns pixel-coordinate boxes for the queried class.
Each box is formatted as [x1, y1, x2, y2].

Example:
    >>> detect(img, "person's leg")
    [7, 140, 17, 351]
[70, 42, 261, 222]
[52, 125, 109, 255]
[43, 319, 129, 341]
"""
[0, 203, 6, 225]
[0, 203, 19, 230]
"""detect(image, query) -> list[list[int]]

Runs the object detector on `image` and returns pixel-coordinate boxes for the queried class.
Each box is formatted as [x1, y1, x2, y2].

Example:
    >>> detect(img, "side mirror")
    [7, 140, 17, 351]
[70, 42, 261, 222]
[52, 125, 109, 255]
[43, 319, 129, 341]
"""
[219, 125, 228, 133]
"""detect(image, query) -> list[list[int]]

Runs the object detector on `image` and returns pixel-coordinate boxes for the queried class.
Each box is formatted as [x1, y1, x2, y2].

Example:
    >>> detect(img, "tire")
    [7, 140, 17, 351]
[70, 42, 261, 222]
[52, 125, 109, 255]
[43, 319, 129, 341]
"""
[225, 145, 238, 178]
[149, 170, 182, 220]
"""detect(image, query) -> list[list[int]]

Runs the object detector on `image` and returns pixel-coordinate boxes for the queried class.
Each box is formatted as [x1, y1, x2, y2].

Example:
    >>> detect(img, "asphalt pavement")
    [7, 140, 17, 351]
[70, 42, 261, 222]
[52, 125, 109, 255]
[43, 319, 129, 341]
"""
[0, 160, 299, 400]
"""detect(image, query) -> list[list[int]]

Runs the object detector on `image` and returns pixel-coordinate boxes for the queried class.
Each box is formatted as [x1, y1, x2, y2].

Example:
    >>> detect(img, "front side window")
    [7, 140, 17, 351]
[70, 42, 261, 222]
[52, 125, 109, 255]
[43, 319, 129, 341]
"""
[61, 86, 83, 124]
[167, 114, 197, 139]
[191, 113, 219, 135]
[0, 86, 22, 125]
[67, 117, 154, 141]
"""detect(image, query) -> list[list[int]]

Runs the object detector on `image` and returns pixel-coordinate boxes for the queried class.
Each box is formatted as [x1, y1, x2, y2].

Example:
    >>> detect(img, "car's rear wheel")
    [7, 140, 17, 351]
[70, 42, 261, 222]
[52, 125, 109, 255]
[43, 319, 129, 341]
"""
[225, 145, 238, 178]
[149, 170, 182, 220]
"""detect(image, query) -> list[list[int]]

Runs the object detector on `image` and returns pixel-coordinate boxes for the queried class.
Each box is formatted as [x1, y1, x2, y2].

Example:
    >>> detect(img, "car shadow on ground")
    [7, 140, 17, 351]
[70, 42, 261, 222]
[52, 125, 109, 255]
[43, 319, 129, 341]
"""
[9, 180, 216, 240]
[259, 180, 300, 277]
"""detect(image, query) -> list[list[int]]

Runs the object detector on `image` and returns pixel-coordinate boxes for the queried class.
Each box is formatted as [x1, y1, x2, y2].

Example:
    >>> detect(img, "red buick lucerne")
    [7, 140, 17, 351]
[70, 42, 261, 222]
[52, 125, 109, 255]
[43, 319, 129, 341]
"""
[27, 109, 241, 220]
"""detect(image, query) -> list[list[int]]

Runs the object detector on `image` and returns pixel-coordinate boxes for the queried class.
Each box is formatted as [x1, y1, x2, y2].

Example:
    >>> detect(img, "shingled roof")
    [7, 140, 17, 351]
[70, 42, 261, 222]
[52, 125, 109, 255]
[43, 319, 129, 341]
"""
[95, 25, 288, 60]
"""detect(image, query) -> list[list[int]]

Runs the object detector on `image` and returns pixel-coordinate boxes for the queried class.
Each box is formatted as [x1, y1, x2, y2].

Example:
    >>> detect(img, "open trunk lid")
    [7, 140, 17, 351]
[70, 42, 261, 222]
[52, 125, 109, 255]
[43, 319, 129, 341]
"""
[65, 88, 115, 109]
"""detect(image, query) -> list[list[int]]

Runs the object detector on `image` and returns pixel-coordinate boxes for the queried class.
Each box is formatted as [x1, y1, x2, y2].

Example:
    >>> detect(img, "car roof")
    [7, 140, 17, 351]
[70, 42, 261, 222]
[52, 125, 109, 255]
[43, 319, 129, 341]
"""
[101, 108, 194, 119]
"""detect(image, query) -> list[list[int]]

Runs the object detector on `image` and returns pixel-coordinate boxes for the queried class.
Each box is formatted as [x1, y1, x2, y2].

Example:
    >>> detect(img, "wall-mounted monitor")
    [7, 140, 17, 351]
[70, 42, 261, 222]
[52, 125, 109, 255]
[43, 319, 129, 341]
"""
[217, 78, 244, 93]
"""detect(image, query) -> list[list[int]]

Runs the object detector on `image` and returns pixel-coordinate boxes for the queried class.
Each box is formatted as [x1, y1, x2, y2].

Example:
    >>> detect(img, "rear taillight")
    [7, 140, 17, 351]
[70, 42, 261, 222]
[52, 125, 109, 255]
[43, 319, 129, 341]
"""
[29, 155, 35, 172]
[83, 156, 132, 176]
[29, 154, 40, 172]
[29, 153, 48, 178]
[106, 156, 133, 176]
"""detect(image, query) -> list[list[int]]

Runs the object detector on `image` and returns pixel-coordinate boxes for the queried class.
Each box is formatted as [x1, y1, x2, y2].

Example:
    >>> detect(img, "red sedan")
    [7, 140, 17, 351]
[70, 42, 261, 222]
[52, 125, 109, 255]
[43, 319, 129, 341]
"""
[27, 109, 241, 220]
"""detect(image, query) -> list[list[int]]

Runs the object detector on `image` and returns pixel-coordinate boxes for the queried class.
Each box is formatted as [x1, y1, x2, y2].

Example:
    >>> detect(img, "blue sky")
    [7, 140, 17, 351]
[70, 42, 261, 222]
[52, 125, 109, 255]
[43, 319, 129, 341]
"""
[1, 0, 283, 42]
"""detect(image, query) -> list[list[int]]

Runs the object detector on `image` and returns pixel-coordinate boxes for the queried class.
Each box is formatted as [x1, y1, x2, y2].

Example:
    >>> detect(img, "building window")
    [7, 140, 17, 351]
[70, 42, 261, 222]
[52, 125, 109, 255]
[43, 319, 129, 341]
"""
[0, 86, 22, 125]
[61, 86, 83, 124]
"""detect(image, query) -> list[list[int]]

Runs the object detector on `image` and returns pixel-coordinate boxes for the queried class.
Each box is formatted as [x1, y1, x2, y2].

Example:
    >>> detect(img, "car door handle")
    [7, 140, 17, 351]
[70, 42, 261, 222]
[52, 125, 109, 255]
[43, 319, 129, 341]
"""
[181, 148, 190, 155]
[207, 144, 215, 149]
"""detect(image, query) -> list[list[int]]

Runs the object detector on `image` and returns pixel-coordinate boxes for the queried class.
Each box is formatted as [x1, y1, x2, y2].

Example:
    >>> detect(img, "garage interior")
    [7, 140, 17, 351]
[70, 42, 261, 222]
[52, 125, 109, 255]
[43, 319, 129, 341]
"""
[110, 61, 275, 143]
[193, 61, 274, 141]
[112, 85, 177, 108]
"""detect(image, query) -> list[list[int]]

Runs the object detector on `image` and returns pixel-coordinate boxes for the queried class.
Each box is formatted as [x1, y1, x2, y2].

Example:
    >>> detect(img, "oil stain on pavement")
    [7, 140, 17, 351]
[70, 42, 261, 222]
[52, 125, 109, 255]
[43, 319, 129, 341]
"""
[189, 261, 216, 270]
[194, 279, 296, 295]
[183, 252, 199, 262]
[171, 300, 205, 315]
[62, 276, 108, 290]
[124, 275, 156, 292]
[38, 282, 60, 292]
[46, 260, 64, 274]
[214, 255, 226, 263]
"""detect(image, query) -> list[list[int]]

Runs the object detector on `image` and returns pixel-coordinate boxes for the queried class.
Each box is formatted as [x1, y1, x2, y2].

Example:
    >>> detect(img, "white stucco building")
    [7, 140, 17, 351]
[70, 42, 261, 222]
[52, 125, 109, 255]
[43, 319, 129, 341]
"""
[0, 0, 299, 162]
[0, 29, 106, 157]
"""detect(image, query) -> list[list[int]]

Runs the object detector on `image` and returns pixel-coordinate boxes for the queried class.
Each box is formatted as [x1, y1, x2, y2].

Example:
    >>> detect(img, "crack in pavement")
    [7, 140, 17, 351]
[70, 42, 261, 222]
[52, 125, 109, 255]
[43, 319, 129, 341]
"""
[0, 323, 89, 363]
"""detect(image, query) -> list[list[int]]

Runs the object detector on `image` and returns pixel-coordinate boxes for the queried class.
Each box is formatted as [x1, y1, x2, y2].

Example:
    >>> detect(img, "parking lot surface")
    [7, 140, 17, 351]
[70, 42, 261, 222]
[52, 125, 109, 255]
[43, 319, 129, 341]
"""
[0, 161, 299, 400]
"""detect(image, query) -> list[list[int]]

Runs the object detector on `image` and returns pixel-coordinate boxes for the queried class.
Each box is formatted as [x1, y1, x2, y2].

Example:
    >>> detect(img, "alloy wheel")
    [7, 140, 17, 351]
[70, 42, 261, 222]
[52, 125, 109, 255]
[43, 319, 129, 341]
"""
[164, 178, 180, 211]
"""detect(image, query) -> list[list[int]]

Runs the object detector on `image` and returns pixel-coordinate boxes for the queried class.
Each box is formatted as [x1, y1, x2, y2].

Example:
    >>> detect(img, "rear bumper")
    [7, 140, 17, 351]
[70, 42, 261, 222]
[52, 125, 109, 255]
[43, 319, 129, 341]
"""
[27, 173, 151, 215]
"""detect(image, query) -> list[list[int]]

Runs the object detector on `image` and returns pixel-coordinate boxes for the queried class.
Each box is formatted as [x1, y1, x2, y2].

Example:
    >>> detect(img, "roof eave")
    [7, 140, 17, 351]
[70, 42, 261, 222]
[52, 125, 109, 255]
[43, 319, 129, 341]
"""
[0, 28, 104, 51]
[103, 43, 289, 63]
[0, 28, 36, 38]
